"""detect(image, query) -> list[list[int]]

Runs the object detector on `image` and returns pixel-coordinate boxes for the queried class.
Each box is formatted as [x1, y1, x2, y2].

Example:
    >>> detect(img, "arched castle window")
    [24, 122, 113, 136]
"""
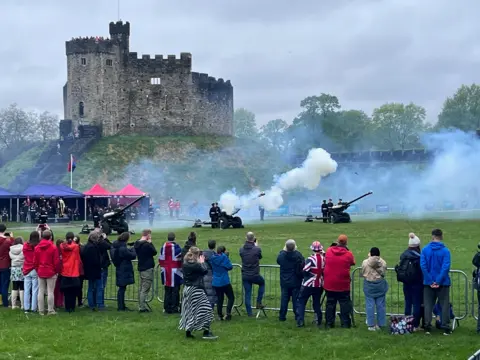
[79, 102, 84, 118]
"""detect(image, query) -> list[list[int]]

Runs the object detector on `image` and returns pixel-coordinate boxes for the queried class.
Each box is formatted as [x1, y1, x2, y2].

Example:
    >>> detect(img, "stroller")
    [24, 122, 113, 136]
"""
[433, 302, 458, 332]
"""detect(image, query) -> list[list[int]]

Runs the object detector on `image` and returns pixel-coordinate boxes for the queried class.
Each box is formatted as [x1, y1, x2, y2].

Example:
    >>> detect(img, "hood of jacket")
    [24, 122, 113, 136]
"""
[243, 241, 255, 250]
[402, 248, 421, 260]
[113, 240, 126, 249]
[9, 243, 23, 256]
[329, 245, 349, 256]
[134, 239, 148, 250]
[37, 239, 53, 250]
[367, 255, 382, 269]
[429, 241, 446, 251]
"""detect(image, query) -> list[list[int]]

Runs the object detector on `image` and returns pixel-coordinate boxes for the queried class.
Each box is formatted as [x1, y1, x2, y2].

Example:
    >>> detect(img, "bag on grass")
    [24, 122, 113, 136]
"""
[390, 315, 414, 335]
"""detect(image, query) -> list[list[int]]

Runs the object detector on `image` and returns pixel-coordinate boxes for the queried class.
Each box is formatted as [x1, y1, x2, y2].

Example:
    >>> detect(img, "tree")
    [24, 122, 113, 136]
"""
[437, 84, 480, 131]
[371, 102, 427, 150]
[233, 108, 258, 138]
[321, 110, 372, 151]
[37, 111, 60, 142]
[260, 119, 289, 151]
[0, 104, 36, 148]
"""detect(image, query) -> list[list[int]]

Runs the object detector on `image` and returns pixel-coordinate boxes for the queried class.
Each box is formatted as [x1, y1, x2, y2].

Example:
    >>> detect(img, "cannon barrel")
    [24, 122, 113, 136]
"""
[345, 191, 373, 206]
[106, 195, 146, 218]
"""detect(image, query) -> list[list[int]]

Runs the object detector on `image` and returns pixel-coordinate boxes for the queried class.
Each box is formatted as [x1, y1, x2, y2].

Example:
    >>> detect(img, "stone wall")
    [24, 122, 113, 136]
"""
[64, 21, 234, 137]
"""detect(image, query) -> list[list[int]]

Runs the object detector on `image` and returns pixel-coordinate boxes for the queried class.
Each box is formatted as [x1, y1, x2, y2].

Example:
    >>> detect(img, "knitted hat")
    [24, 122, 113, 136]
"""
[337, 234, 348, 245]
[408, 232, 420, 247]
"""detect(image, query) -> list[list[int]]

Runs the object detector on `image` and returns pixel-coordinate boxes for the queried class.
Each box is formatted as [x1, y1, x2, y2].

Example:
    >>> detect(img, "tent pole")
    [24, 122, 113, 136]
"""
[9, 198, 12, 223]
[16, 197, 19, 222]
[84, 197, 87, 222]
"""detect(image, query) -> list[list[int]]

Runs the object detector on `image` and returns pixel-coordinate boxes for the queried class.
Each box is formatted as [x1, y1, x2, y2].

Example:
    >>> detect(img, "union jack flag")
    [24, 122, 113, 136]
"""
[302, 253, 324, 287]
[159, 241, 183, 287]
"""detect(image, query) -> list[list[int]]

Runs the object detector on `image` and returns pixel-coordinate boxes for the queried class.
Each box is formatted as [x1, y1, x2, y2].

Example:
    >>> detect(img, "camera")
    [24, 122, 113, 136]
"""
[4, 232, 10, 237]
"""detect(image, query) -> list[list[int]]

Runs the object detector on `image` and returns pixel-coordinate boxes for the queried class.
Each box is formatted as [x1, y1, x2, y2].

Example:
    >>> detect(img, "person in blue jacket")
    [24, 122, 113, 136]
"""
[420, 228, 451, 335]
[210, 246, 235, 320]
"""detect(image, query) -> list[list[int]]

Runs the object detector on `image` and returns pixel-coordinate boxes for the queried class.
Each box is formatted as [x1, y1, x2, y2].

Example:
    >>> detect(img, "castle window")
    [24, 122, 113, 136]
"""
[81, 58, 86, 65]
[150, 78, 161, 85]
[79, 102, 84, 117]
[106, 59, 113, 66]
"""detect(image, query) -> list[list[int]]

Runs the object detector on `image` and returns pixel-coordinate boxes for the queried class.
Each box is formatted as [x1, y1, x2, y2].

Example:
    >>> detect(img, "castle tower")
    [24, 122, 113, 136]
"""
[64, 21, 130, 135]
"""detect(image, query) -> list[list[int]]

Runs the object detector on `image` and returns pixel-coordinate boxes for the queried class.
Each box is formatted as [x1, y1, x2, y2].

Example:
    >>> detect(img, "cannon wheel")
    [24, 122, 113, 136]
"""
[231, 216, 243, 228]
[219, 217, 230, 229]
[101, 222, 111, 235]
[117, 219, 129, 234]
[331, 213, 340, 224]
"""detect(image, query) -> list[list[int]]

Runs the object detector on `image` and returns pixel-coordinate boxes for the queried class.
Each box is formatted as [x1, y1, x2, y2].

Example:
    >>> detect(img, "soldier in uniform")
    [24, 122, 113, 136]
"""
[327, 199, 334, 223]
[148, 202, 155, 226]
[321, 200, 328, 223]
[93, 206, 100, 228]
[259, 205, 265, 221]
[338, 199, 343, 205]
[209, 203, 218, 228]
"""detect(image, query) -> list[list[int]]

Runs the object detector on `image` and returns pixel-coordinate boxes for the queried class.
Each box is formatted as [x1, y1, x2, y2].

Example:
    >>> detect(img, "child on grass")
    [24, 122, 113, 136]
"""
[9, 237, 25, 310]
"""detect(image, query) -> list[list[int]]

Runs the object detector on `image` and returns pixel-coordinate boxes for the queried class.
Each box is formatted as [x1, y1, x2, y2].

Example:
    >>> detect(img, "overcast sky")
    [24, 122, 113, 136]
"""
[1, 0, 479, 126]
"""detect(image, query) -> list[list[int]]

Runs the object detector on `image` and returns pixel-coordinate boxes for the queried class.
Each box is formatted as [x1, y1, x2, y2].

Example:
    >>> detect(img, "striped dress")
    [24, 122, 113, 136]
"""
[178, 261, 214, 331]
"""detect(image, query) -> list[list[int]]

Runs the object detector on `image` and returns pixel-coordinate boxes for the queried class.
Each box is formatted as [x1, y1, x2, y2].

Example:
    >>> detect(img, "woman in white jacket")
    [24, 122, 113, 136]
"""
[9, 237, 25, 310]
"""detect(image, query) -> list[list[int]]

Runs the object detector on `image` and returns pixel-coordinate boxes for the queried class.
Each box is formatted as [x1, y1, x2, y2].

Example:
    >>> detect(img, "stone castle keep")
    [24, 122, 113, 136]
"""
[63, 21, 234, 137]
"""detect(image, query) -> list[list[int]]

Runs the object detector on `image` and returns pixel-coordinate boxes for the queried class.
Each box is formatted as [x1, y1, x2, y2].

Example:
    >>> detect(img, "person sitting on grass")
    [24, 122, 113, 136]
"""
[362, 247, 388, 331]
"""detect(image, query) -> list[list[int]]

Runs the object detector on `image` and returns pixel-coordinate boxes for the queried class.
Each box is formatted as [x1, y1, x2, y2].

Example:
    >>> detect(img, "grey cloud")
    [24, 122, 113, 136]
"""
[0, 0, 479, 126]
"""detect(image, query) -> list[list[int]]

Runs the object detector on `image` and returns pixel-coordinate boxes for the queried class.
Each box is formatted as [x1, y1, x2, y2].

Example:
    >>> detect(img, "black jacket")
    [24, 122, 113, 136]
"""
[239, 241, 262, 278]
[134, 239, 157, 272]
[81, 241, 102, 281]
[473, 252, 480, 268]
[399, 248, 423, 285]
[183, 261, 208, 288]
[98, 237, 112, 269]
[111, 240, 137, 287]
[277, 250, 305, 288]
[181, 240, 196, 261]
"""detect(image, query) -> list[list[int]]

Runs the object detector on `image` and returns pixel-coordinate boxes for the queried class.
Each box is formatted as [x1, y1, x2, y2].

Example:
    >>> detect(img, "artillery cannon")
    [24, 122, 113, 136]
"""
[305, 191, 373, 224]
[80, 194, 146, 235]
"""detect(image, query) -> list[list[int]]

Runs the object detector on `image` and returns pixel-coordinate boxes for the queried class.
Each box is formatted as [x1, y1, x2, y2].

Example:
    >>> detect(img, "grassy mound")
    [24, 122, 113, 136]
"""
[1, 218, 479, 359]
[0, 144, 47, 189]
[61, 135, 282, 198]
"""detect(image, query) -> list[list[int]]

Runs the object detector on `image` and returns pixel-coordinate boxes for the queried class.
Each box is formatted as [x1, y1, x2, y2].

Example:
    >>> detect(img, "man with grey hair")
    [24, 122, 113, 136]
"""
[239, 231, 265, 316]
[277, 239, 304, 322]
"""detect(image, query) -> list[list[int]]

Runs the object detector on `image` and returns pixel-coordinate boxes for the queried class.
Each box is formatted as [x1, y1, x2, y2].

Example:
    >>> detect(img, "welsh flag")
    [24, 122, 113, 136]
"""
[67, 155, 76, 172]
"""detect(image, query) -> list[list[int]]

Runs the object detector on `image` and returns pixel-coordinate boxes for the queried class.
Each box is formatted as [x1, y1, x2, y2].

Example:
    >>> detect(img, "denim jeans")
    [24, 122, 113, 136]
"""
[242, 275, 265, 315]
[279, 286, 300, 321]
[0, 268, 11, 307]
[296, 286, 323, 325]
[365, 295, 386, 327]
[87, 279, 103, 309]
[24, 270, 39, 311]
[403, 283, 423, 328]
[99, 268, 108, 307]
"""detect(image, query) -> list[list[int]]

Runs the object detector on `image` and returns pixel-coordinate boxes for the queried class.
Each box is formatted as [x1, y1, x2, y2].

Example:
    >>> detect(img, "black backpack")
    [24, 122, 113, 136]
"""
[395, 251, 420, 284]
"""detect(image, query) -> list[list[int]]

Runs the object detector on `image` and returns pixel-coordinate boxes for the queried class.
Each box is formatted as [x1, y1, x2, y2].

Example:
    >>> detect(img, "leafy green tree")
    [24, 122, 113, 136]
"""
[371, 102, 427, 150]
[437, 84, 480, 131]
[260, 119, 289, 151]
[322, 109, 371, 151]
[233, 108, 258, 138]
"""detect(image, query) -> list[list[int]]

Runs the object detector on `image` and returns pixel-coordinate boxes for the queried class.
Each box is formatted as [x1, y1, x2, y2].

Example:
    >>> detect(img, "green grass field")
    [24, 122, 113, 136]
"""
[0, 218, 479, 360]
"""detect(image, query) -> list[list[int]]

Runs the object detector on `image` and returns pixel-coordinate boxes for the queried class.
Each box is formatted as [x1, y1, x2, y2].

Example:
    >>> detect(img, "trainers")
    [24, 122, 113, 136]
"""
[256, 303, 265, 310]
[225, 314, 232, 321]
[202, 332, 218, 340]
[443, 329, 452, 335]
[47, 311, 57, 316]
[368, 326, 376, 331]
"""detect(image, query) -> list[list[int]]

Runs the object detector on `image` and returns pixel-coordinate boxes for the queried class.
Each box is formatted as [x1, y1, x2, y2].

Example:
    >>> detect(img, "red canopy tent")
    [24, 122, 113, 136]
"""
[84, 184, 113, 197]
[114, 184, 145, 197]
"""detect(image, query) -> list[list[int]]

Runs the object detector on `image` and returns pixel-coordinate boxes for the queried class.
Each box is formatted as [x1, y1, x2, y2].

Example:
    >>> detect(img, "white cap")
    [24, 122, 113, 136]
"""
[408, 232, 420, 247]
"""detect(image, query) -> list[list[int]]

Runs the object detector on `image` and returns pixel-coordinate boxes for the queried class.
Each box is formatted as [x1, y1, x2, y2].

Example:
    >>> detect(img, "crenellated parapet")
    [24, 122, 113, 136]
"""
[191, 72, 233, 93]
[127, 52, 192, 71]
[66, 37, 115, 55]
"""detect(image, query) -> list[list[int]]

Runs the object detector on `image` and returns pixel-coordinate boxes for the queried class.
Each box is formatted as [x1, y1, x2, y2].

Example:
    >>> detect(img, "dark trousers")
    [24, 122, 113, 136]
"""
[77, 276, 84, 305]
[164, 285, 180, 313]
[214, 284, 235, 317]
[477, 291, 480, 333]
[0, 268, 11, 307]
[279, 286, 300, 321]
[210, 216, 218, 228]
[117, 286, 127, 310]
[322, 211, 328, 223]
[325, 290, 352, 327]
[64, 287, 78, 312]
[403, 283, 423, 328]
[243, 275, 265, 315]
[259, 210, 264, 221]
[423, 285, 450, 331]
[296, 286, 323, 325]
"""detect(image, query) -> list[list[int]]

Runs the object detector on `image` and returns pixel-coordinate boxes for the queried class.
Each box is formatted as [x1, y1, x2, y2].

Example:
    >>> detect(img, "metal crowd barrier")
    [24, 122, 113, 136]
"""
[351, 267, 469, 320]
[473, 284, 479, 321]
[468, 350, 480, 360]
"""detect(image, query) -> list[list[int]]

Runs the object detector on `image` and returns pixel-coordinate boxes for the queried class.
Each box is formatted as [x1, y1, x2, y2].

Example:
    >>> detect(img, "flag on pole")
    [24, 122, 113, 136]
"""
[67, 155, 76, 172]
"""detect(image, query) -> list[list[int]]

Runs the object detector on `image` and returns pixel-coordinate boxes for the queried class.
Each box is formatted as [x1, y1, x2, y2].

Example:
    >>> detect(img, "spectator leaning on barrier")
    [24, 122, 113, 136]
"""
[81, 232, 104, 310]
[97, 231, 112, 309]
[323, 234, 355, 329]
[395, 232, 424, 331]
[277, 239, 305, 322]
[420, 228, 452, 335]
[159, 232, 183, 314]
[472, 243, 480, 334]
[202, 240, 218, 309]
[210, 245, 235, 321]
[362, 247, 388, 331]
[111, 232, 137, 312]
[134, 229, 157, 313]
[239, 232, 265, 316]
[296, 241, 324, 328]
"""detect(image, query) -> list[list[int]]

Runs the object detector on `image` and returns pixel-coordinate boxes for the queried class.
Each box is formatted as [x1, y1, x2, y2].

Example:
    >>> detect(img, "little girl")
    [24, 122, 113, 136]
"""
[9, 237, 25, 310]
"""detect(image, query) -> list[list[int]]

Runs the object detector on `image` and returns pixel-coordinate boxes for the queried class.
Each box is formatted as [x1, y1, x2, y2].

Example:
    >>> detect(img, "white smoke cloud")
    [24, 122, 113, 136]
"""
[218, 148, 338, 214]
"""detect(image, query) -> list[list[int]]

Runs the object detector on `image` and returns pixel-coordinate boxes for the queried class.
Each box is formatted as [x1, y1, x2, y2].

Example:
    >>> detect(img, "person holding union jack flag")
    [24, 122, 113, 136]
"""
[159, 232, 183, 313]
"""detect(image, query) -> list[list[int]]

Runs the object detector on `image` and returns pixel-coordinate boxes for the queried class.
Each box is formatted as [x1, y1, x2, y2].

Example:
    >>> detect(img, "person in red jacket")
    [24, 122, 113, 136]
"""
[60, 232, 81, 313]
[323, 234, 355, 329]
[23, 231, 40, 313]
[34, 230, 61, 315]
[0, 224, 13, 307]
[174, 200, 180, 218]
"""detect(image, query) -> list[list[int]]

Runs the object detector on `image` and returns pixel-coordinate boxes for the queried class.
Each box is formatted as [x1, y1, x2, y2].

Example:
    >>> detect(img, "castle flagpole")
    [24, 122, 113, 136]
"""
[117, 0, 120, 20]
[70, 153, 73, 189]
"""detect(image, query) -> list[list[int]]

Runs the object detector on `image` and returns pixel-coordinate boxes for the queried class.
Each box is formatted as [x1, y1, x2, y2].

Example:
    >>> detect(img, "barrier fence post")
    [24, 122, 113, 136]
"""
[473, 284, 479, 321]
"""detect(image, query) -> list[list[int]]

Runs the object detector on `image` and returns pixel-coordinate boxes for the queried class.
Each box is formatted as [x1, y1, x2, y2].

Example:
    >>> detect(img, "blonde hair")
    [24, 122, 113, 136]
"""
[184, 246, 201, 263]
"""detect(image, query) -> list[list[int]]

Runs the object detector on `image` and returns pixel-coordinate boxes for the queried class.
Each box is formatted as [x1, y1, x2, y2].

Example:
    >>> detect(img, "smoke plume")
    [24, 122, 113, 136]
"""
[218, 148, 338, 214]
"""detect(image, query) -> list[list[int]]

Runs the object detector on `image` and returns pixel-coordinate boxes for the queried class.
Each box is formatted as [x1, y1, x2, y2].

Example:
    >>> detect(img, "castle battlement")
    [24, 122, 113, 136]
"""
[66, 37, 115, 55]
[109, 21, 130, 36]
[192, 72, 233, 92]
[127, 52, 192, 70]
